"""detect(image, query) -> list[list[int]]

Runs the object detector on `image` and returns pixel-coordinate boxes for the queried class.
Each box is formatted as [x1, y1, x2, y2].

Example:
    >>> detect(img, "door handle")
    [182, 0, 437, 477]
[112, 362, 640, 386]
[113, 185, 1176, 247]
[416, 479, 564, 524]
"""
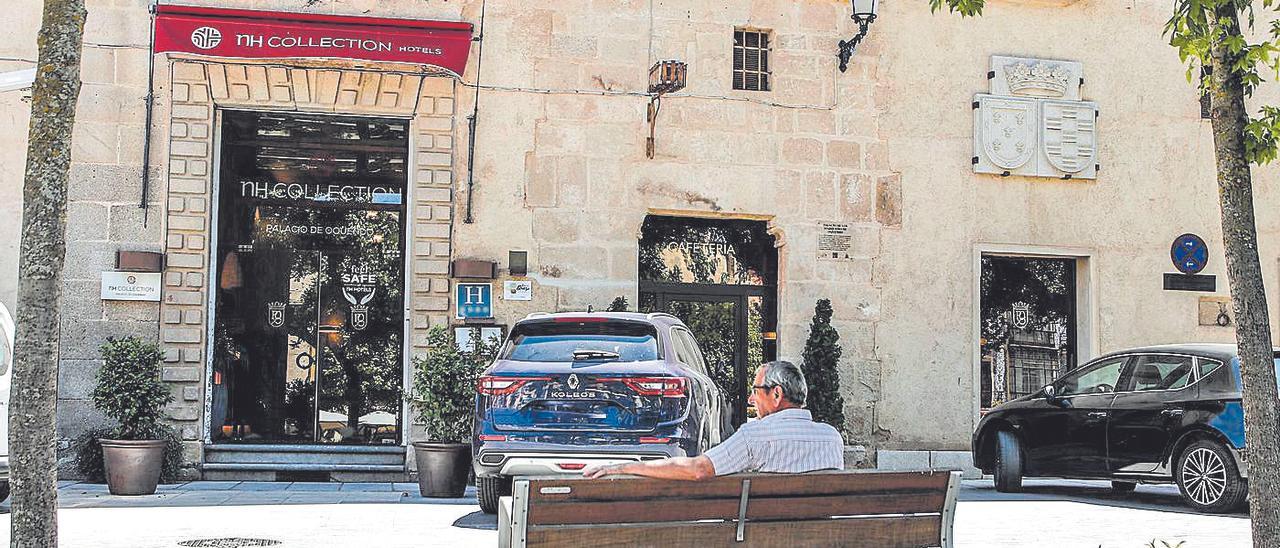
[1087, 411, 1108, 419]
[1161, 409, 1185, 418]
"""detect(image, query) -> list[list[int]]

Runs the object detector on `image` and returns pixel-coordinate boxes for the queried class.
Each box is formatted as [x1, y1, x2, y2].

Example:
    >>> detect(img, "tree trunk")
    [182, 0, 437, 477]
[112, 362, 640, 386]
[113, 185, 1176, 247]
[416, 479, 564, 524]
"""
[1209, 7, 1280, 547]
[11, 1, 86, 547]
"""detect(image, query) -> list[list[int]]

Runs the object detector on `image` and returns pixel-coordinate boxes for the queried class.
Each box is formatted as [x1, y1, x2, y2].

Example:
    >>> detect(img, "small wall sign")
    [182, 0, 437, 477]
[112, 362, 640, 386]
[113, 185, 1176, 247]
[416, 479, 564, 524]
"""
[101, 272, 163, 302]
[817, 222, 854, 261]
[454, 326, 504, 351]
[456, 283, 493, 319]
[503, 280, 533, 301]
[1171, 233, 1209, 274]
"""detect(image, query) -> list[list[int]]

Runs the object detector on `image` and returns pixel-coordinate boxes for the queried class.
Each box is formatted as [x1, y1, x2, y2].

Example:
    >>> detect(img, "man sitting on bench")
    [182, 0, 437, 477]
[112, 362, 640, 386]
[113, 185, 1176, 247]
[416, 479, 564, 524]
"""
[583, 360, 844, 481]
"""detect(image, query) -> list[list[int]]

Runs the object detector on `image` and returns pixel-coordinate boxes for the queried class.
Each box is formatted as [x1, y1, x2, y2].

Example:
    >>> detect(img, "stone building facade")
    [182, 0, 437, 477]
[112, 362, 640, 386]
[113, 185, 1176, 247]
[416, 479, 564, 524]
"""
[0, 0, 1277, 479]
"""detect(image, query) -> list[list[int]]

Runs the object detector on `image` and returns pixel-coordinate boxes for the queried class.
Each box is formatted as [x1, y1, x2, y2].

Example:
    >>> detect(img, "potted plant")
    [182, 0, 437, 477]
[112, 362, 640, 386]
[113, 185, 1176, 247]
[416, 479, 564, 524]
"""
[410, 326, 498, 497]
[92, 337, 174, 495]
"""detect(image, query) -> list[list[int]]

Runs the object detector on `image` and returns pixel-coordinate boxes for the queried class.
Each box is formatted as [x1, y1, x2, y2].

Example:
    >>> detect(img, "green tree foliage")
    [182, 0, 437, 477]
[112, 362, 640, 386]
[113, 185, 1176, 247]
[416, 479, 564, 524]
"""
[801, 299, 845, 436]
[91, 337, 174, 441]
[410, 327, 499, 443]
[607, 296, 629, 312]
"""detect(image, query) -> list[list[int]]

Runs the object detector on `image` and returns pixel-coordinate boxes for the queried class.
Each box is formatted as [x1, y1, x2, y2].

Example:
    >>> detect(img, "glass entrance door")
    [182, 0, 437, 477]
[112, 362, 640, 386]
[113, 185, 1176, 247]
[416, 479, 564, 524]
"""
[979, 256, 1078, 409]
[211, 111, 407, 444]
[641, 294, 768, 427]
[638, 215, 777, 428]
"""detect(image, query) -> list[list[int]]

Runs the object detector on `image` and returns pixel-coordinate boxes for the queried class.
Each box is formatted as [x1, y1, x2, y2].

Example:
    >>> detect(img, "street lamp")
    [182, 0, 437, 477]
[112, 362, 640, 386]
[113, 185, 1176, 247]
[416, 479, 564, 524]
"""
[837, 0, 878, 73]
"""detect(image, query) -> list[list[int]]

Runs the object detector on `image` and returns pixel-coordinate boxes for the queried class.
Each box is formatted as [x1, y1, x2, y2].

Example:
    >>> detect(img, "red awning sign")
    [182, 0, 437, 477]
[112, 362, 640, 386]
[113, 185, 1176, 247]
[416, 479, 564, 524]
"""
[154, 5, 473, 76]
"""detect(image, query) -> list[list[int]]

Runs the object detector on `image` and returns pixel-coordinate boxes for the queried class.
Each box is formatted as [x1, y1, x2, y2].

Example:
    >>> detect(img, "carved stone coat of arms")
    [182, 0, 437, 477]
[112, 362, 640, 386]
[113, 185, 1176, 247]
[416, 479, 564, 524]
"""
[974, 56, 1099, 179]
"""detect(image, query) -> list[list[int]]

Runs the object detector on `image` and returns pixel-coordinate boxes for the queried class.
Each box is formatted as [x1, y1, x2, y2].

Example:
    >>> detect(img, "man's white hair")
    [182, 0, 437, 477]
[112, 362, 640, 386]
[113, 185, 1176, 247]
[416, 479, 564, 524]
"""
[760, 360, 807, 406]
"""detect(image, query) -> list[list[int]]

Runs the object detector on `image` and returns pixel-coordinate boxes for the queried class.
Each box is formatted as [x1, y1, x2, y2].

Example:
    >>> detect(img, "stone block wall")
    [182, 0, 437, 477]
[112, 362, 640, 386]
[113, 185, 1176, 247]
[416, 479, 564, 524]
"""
[53, 1, 162, 474]
[450, 1, 899, 448]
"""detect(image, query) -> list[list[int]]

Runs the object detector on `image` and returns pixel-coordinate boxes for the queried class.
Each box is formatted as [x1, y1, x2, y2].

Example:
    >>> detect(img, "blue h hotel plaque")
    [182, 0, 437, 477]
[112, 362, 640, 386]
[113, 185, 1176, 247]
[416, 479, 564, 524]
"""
[456, 283, 493, 319]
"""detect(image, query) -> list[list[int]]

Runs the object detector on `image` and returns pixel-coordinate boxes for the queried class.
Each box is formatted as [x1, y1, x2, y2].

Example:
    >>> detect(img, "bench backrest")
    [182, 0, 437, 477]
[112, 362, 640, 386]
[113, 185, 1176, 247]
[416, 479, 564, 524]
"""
[500, 470, 961, 548]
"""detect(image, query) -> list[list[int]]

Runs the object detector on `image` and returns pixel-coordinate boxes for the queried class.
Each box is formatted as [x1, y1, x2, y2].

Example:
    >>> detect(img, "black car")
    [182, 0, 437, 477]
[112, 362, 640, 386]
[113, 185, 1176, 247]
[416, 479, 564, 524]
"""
[471, 312, 733, 513]
[973, 344, 1280, 512]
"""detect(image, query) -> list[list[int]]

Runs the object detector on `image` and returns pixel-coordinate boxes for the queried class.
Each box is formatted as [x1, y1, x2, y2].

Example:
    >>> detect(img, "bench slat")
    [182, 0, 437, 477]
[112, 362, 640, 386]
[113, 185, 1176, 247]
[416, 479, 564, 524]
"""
[527, 492, 947, 525]
[526, 471, 950, 503]
[526, 515, 943, 548]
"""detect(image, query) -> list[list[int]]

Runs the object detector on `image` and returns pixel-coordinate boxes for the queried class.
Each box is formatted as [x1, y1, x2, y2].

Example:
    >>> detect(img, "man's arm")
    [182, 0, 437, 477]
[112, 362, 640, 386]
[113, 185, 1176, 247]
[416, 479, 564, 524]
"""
[582, 455, 715, 481]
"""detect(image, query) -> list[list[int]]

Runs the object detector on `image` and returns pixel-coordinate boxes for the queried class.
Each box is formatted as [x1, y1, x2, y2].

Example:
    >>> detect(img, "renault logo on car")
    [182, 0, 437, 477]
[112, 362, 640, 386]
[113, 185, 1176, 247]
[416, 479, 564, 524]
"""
[567, 374, 581, 390]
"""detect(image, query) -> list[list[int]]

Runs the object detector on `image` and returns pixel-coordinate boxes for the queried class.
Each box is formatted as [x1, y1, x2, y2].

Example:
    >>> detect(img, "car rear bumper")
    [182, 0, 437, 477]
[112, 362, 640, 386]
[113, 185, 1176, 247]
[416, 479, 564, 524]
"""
[473, 440, 685, 478]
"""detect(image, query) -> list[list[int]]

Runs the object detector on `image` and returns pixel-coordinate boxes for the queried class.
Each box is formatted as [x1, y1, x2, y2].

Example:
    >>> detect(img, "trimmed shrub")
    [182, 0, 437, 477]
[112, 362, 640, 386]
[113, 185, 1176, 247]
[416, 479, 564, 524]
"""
[801, 299, 846, 437]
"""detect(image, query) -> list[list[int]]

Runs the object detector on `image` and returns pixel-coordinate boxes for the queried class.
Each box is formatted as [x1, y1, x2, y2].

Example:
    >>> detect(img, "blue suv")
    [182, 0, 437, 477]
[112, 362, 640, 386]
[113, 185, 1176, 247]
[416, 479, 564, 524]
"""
[472, 312, 731, 513]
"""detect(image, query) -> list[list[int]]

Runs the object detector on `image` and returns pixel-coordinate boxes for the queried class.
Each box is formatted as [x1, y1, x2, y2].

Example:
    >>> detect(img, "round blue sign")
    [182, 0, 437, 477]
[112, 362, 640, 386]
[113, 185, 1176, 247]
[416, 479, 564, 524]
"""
[1171, 233, 1208, 275]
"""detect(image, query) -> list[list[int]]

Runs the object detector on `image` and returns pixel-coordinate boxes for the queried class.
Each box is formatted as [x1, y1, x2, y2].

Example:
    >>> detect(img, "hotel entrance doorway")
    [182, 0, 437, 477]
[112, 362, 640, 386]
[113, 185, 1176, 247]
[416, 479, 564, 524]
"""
[210, 111, 408, 444]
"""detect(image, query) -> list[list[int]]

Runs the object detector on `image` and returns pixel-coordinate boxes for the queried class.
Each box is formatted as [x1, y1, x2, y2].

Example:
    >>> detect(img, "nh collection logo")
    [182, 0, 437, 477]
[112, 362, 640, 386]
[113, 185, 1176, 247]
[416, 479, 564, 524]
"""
[191, 26, 222, 50]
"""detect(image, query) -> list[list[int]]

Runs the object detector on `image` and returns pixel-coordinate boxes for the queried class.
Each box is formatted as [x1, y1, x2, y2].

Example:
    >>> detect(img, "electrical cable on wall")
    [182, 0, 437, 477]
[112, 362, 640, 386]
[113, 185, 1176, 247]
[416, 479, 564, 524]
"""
[462, 0, 486, 224]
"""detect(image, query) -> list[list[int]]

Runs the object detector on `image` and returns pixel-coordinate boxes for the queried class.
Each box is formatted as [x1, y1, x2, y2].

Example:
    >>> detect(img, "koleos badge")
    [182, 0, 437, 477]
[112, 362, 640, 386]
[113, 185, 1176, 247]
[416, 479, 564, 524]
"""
[190, 27, 222, 50]
[342, 287, 376, 331]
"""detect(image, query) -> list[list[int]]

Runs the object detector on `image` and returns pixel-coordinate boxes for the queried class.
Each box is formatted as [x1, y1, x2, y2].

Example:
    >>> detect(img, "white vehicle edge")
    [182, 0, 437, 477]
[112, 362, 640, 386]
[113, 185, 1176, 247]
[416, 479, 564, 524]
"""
[0, 302, 13, 501]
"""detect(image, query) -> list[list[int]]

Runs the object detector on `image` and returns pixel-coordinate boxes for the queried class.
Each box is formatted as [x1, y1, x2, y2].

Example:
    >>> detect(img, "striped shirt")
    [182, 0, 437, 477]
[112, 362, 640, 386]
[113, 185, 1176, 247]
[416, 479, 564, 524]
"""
[704, 408, 844, 475]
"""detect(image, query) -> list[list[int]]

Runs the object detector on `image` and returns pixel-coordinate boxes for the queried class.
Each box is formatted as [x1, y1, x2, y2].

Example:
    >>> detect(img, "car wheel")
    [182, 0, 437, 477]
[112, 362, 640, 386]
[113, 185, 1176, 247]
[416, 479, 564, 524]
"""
[477, 476, 510, 515]
[1175, 440, 1247, 513]
[993, 430, 1024, 493]
[1111, 481, 1137, 493]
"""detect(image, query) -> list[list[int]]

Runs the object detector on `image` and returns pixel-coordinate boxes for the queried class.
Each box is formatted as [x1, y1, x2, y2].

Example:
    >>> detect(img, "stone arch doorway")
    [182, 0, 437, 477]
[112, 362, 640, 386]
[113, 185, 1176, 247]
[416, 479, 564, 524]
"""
[637, 215, 778, 427]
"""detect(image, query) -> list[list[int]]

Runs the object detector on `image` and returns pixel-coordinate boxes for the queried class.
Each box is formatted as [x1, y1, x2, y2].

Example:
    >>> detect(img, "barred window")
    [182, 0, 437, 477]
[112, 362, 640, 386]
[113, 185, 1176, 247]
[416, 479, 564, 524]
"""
[733, 29, 771, 92]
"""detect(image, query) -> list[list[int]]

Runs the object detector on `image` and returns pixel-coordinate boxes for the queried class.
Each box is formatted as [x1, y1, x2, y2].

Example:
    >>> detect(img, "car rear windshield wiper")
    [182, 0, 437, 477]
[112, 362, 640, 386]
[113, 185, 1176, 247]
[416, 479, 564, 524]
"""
[572, 349, 620, 361]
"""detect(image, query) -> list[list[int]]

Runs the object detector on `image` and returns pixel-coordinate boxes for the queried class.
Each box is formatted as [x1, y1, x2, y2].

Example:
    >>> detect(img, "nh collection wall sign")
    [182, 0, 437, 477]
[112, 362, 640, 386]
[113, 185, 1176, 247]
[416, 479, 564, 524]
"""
[973, 56, 1099, 179]
[153, 5, 474, 75]
[101, 272, 163, 302]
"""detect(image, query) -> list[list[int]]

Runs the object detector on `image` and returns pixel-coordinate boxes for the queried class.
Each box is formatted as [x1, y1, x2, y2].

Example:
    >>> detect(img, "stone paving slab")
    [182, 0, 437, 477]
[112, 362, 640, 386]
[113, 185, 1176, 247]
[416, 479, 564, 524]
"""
[285, 482, 342, 492]
[234, 482, 292, 491]
[338, 482, 395, 491]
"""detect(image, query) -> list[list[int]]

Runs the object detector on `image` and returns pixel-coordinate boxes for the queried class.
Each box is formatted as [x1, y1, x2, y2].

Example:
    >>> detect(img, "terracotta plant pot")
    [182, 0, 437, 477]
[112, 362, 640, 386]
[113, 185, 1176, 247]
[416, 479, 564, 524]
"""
[412, 441, 471, 498]
[100, 439, 166, 496]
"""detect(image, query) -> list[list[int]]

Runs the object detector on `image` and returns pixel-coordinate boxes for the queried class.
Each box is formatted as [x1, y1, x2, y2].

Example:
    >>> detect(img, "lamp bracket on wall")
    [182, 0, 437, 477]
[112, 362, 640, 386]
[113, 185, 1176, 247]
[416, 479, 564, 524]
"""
[837, 16, 875, 73]
[646, 60, 687, 159]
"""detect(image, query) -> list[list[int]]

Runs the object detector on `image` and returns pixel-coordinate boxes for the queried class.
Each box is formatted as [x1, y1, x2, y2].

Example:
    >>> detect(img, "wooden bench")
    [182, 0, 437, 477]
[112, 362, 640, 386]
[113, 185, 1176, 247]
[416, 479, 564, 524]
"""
[498, 470, 961, 548]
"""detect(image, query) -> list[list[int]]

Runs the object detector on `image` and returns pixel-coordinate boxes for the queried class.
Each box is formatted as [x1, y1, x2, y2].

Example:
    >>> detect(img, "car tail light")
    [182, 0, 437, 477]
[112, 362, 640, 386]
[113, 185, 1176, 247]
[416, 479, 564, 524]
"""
[552, 317, 610, 323]
[599, 376, 687, 397]
[639, 437, 670, 444]
[477, 434, 506, 442]
[477, 376, 550, 395]
[556, 463, 586, 470]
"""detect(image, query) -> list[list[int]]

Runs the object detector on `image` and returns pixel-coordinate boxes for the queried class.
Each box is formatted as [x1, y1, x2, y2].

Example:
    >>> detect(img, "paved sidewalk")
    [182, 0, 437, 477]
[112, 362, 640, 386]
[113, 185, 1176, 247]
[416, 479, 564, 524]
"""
[0, 479, 1252, 547]
[50, 480, 474, 508]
